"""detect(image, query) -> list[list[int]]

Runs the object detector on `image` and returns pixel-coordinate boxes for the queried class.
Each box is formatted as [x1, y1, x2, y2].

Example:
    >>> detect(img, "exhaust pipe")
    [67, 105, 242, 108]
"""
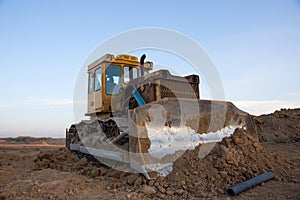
[140, 54, 146, 77]
[227, 172, 275, 196]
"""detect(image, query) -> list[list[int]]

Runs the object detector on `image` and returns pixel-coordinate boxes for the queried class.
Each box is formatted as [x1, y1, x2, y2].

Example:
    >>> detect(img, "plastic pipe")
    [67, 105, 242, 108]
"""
[227, 172, 275, 196]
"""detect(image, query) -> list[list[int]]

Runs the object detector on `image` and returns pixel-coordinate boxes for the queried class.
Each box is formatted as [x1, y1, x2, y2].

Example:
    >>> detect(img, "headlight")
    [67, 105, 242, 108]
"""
[107, 55, 113, 61]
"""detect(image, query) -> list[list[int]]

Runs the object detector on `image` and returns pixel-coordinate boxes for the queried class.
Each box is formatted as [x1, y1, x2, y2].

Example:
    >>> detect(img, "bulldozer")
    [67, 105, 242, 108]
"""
[66, 54, 254, 179]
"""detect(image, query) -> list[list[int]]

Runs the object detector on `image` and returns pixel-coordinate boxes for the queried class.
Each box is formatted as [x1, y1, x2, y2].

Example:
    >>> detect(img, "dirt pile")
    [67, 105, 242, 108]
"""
[34, 148, 120, 178]
[32, 110, 296, 199]
[164, 128, 289, 198]
[254, 108, 300, 143]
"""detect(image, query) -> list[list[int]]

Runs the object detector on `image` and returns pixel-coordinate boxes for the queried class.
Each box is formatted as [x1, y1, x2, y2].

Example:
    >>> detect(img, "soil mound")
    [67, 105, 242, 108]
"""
[254, 108, 300, 143]
[165, 128, 288, 198]
[33, 110, 297, 198]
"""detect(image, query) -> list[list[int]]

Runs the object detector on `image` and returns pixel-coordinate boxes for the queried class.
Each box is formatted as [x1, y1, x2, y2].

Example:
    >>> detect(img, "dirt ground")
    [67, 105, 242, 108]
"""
[0, 109, 299, 199]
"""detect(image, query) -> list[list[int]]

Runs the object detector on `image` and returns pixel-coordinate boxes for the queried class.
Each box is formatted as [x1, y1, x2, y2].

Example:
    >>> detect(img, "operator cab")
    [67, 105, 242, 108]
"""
[86, 54, 153, 117]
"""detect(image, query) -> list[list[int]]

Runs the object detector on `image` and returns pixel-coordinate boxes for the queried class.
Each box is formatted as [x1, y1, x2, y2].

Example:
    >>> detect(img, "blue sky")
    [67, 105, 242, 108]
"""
[0, 0, 299, 137]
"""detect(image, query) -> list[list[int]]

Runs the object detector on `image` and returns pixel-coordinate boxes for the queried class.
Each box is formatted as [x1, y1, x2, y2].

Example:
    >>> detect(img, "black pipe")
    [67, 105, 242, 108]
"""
[227, 172, 275, 196]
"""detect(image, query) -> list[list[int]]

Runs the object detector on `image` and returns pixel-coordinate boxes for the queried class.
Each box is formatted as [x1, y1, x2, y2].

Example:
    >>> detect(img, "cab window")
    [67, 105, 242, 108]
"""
[124, 66, 139, 84]
[88, 73, 93, 93]
[124, 67, 130, 84]
[106, 65, 121, 94]
[94, 67, 102, 91]
[133, 68, 139, 78]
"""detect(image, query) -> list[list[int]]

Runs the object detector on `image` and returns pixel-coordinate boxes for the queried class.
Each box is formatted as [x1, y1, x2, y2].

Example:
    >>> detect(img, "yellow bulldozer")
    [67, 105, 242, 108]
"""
[66, 54, 254, 179]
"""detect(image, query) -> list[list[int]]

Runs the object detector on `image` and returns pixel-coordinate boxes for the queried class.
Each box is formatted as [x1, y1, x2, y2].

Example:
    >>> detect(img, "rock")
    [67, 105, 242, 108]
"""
[219, 145, 231, 159]
[157, 186, 166, 194]
[49, 163, 55, 169]
[100, 168, 107, 176]
[127, 174, 139, 186]
[134, 177, 143, 186]
[39, 153, 51, 160]
[176, 189, 184, 195]
[216, 187, 224, 194]
[119, 172, 127, 179]
[200, 192, 208, 198]
[107, 170, 120, 178]
[91, 168, 100, 177]
[219, 171, 228, 179]
[127, 192, 138, 199]
[192, 171, 199, 175]
[253, 142, 261, 150]
[184, 170, 190, 176]
[158, 193, 167, 199]
[161, 182, 169, 188]
[141, 185, 156, 195]
[70, 153, 80, 162]
[148, 180, 155, 186]
[166, 189, 174, 196]
[78, 157, 88, 166]
[41, 159, 50, 168]
[232, 136, 242, 145]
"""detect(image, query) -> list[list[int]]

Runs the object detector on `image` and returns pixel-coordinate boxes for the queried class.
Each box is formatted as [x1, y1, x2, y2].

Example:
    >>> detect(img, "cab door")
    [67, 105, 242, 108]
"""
[87, 72, 95, 113]
[94, 66, 102, 110]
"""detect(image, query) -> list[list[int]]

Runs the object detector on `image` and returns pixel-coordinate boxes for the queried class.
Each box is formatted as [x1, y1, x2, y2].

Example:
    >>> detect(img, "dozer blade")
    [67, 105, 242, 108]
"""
[128, 98, 256, 179]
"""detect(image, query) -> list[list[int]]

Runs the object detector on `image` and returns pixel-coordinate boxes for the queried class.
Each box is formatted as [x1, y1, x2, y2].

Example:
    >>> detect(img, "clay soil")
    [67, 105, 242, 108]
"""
[0, 109, 299, 199]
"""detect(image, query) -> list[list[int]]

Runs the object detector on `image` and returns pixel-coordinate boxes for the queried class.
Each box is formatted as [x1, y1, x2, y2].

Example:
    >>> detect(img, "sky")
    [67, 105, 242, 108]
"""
[0, 0, 299, 137]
